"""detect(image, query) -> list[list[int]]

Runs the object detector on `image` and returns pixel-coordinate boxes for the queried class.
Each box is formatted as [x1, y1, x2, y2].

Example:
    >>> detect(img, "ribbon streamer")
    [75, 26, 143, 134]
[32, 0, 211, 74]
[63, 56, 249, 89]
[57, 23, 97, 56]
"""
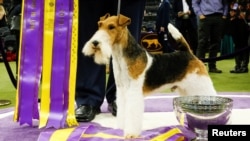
[39, 0, 56, 128]
[14, 0, 43, 126]
[46, 0, 70, 129]
[66, 0, 79, 127]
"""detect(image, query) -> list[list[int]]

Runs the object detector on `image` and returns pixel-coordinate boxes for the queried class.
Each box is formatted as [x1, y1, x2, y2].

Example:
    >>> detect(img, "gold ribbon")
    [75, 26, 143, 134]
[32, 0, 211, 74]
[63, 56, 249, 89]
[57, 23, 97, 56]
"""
[13, 0, 25, 122]
[49, 127, 76, 141]
[66, 0, 79, 127]
[150, 128, 183, 141]
[39, 0, 55, 128]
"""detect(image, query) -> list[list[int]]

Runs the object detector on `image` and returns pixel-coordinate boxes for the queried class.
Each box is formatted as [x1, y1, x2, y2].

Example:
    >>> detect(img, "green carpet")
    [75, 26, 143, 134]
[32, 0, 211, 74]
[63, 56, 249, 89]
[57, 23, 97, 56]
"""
[0, 62, 16, 109]
[0, 59, 250, 109]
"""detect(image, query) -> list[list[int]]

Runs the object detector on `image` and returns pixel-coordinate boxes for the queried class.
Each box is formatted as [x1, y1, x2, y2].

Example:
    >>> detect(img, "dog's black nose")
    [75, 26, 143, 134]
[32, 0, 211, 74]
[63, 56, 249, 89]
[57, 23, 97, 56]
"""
[92, 40, 99, 46]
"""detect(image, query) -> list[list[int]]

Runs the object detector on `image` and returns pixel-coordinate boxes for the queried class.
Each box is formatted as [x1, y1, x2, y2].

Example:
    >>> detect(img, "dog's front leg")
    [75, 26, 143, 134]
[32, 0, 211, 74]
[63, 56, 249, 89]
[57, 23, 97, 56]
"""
[124, 86, 144, 138]
[116, 87, 126, 130]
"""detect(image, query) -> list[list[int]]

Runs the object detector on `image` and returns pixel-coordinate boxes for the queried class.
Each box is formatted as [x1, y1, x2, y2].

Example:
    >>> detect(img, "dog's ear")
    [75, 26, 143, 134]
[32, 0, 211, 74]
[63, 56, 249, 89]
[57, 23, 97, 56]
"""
[100, 13, 110, 21]
[118, 14, 131, 27]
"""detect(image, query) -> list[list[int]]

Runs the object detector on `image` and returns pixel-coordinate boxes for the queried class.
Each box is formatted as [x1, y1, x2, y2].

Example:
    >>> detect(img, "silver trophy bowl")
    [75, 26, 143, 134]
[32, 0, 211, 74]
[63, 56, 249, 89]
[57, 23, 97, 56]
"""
[173, 96, 233, 141]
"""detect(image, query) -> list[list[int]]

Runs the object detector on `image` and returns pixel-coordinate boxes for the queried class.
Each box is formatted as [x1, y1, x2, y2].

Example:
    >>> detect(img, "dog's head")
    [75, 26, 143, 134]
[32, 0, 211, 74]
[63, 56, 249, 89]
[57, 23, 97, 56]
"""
[82, 13, 131, 64]
[98, 13, 131, 42]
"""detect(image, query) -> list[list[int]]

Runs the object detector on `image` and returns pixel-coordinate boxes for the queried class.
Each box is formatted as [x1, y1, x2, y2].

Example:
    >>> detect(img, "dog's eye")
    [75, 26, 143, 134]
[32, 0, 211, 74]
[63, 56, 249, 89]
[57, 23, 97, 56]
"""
[108, 24, 115, 30]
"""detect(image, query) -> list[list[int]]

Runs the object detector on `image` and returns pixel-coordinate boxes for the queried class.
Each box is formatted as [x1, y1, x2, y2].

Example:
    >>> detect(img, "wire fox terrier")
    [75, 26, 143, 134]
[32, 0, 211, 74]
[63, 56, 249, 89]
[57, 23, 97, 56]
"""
[82, 13, 217, 139]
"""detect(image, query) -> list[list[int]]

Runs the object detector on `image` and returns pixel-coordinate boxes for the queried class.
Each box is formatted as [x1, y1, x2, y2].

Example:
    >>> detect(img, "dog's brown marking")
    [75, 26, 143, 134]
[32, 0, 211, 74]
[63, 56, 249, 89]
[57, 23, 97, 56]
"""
[179, 36, 192, 52]
[187, 59, 208, 75]
[126, 54, 147, 79]
[143, 85, 153, 94]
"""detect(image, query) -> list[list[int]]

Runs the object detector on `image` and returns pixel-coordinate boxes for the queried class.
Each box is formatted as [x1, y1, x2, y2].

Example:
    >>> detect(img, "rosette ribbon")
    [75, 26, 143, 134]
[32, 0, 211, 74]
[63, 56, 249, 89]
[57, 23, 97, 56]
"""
[14, 0, 79, 129]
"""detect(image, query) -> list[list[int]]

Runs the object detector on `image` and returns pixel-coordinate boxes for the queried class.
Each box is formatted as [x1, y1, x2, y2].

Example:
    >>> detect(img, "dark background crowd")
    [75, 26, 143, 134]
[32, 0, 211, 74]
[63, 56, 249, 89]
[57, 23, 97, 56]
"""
[143, 0, 249, 74]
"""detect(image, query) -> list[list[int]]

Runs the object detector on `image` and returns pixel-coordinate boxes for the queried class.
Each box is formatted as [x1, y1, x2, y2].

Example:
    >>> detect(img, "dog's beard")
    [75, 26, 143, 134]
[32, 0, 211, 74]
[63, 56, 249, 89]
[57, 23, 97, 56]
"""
[82, 41, 112, 64]
[93, 50, 110, 64]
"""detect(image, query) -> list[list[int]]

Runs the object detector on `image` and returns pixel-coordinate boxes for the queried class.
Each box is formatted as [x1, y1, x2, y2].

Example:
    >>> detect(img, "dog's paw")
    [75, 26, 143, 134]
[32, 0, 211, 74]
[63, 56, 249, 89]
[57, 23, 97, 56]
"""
[167, 23, 182, 40]
[124, 134, 140, 139]
[124, 128, 141, 139]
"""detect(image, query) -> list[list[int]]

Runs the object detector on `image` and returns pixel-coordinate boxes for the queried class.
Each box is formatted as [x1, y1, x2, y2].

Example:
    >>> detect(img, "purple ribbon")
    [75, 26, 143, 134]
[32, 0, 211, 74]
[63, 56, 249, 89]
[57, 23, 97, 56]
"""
[18, 0, 43, 125]
[61, 0, 74, 127]
[37, 129, 55, 141]
[37, 124, 196, 141]
[79, 125, 194, 141]
[37, 126, 89, 141]
[46, 0, 71, 128]
[67, 126, 89, 141]
[167, 133, 188, 141]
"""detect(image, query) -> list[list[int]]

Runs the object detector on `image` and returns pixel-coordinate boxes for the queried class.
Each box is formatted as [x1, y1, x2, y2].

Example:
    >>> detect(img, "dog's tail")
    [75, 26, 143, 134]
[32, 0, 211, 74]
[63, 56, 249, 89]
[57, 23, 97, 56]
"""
[167, 23, 193, 53]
